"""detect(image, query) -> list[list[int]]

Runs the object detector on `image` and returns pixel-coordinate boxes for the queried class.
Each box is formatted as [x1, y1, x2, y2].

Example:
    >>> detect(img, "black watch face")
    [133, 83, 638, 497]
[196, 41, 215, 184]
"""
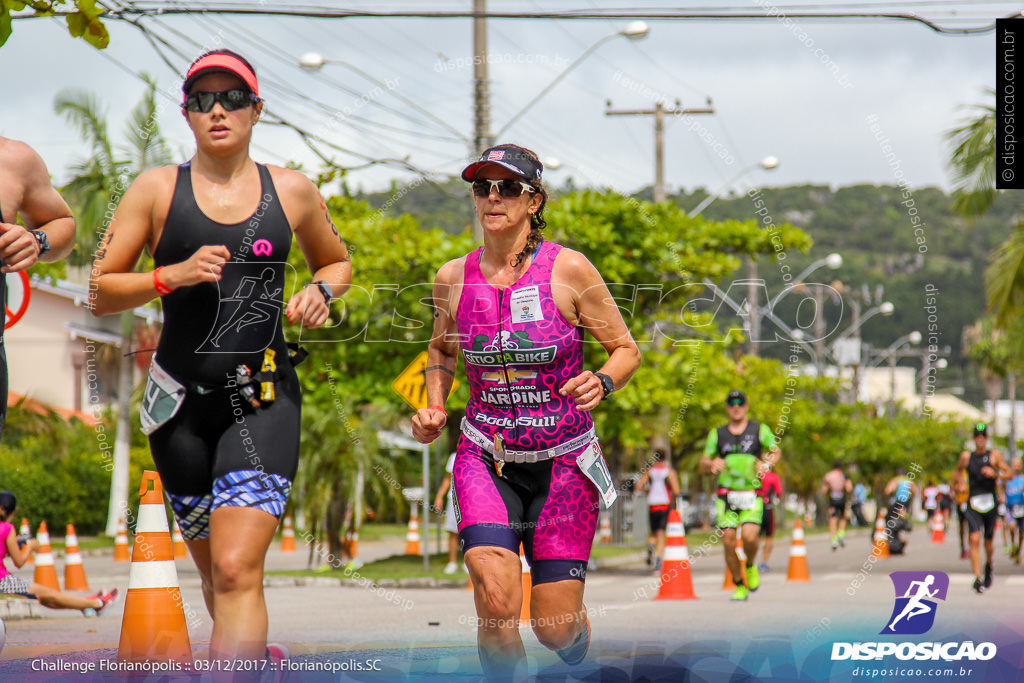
[33, 231, 50, 253]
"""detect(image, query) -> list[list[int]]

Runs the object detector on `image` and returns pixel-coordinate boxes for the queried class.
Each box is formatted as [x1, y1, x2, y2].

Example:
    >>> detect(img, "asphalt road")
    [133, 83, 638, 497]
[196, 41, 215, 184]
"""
[2, 523, 1021, 682]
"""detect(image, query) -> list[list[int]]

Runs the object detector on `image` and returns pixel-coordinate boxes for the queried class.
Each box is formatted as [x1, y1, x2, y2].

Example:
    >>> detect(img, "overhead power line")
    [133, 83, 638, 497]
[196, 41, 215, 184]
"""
[15, 4, 1009, 35]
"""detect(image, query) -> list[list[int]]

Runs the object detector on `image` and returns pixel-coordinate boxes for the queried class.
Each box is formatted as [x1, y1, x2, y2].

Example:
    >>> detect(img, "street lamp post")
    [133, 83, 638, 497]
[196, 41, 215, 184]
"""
[833, 299, 893, 402]
[298, 52, 469, 145]
[494, 21, 649, 141]
[686, 156, 779, 219]
[686, 157, 779, 356]
[763, 252, 842, 365]
[875, 331, 922, 413]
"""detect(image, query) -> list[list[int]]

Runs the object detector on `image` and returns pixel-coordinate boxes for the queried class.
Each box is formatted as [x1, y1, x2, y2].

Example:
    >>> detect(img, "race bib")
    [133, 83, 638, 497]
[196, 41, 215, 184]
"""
[1012, 504, 1024, 519]
[830, 492, 845, 502]
[510, 286, 543, 324]
[576, 440, 617, 510]
[727, 490, 757, 510]
[969, 493, 996, 514]
[140, 358, 187, 435]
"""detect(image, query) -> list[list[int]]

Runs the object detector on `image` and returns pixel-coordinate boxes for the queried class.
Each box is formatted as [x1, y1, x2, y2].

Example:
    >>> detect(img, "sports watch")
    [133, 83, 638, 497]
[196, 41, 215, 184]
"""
[29, 230, 50, 256]
[595, 372, 615, 400]
[310, 280, 332, 304]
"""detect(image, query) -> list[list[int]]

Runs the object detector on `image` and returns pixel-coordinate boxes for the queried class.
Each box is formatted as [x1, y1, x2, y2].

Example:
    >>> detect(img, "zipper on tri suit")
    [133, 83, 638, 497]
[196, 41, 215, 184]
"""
[494, 288, 521, 476]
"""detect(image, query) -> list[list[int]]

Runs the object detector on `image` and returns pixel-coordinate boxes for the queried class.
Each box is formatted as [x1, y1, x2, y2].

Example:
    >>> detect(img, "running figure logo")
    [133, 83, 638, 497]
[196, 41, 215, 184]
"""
[197, 264, 283, 354]
[881, 571, 949, 635]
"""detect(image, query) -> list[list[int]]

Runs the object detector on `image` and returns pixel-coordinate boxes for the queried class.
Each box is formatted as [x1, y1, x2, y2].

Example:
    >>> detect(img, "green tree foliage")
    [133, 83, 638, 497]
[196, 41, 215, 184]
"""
[283, 195, 474, 553]
[55, 74, 171, 267]
[1, 0, 108, 49]
[944, 90, 1024, 329]
[0, 402, 150, 534]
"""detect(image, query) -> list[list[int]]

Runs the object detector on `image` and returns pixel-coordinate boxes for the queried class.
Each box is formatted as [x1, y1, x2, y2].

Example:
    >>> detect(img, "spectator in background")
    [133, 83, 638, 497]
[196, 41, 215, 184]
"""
[756, 468, 782, 572]
[636, 449, 680, 573]
[0, 492, 117, 615]
[433, 452, 464, 574]
[851, 481, 869, 527]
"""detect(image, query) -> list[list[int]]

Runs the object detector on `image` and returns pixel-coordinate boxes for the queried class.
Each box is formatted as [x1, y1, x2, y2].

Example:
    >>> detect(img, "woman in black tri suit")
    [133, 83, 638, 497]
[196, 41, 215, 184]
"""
[90, 50, 351, 661]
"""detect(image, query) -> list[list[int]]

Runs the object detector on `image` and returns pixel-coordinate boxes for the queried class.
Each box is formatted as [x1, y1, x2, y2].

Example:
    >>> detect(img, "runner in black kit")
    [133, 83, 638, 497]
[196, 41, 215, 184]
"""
[0, 137, 75, 437]
[954, 424, 1010, 593]
[89, 50, 351, 662]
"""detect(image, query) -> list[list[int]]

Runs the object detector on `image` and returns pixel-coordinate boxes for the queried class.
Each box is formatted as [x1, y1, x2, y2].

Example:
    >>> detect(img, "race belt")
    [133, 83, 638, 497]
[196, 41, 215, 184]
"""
[460, 417, 595, 464]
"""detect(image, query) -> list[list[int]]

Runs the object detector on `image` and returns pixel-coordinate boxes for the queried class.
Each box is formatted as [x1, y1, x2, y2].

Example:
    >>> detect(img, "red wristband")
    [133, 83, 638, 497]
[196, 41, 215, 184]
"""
[153, 267, 174, 295]
[429, 405, 446, 414]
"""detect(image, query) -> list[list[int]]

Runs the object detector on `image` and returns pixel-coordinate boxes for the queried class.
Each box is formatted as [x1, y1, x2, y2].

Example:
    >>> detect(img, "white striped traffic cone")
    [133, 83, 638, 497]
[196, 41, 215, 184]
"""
[33, 522, 60, 590]
[655, 509, 697, 600]
[786, 519, 811, 582]
[598, 513, 612, 544]
[280, 515, 296, 553]
[114, 517, 130, 562]
[518, 543, 532, 626]
[171, 518, 188, 559]
[405, 511, 421, 555]
[20, 518, 32, 564]
[63, 524, 90, 591]
[117, 471, 191, 663]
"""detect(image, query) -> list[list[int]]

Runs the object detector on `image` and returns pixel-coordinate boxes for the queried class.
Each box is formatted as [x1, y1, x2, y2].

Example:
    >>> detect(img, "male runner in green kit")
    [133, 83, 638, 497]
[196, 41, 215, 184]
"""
[701, 390, 781, 601]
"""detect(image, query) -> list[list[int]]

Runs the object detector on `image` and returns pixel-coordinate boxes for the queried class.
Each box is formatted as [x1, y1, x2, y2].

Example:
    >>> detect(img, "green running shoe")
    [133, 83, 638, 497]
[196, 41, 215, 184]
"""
[731, 585, 750, 601]
[746, 564, 760, 592]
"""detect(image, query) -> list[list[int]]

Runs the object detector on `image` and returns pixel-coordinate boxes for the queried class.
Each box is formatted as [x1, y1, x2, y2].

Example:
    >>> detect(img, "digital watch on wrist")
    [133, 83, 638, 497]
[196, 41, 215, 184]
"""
[595, 372, 614, 400]
[29, 230, 50, 255]
[310, 280, 332, 304]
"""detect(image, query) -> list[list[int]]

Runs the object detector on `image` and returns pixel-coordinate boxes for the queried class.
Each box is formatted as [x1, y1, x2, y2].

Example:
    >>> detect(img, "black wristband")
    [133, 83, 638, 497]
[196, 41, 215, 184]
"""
[309, 280, 332, 304]
[30, 230, 50, 256]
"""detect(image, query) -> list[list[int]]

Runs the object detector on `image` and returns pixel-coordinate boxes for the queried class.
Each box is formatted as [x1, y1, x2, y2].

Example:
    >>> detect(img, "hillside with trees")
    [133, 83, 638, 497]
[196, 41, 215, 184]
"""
[352, 178, 1020, 407]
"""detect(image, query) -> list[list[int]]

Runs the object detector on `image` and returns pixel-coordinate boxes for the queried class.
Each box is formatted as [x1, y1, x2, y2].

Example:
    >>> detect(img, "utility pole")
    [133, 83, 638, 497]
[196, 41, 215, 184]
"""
[605, 100, 714, 203]
[472, 0, 491, 155]
[470, 0, 491, 242]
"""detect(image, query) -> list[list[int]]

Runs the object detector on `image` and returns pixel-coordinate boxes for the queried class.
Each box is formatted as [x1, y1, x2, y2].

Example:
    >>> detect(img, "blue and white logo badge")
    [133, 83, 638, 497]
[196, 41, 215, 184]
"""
[881, 571, 949, 635]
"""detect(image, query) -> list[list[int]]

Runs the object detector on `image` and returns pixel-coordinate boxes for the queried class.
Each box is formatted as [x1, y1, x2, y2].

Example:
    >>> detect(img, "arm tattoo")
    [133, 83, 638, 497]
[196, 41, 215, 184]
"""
[425, 365, 455, 377]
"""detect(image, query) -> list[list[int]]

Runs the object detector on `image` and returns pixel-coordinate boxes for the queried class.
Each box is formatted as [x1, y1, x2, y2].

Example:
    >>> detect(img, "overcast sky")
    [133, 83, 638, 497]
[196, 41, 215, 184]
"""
[0, 1, 1005, 199]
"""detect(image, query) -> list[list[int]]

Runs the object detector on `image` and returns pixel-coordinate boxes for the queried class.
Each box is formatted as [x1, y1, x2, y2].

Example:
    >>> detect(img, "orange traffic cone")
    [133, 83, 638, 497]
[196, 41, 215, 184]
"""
[117, 471, 191, 663]
[32, 522, 60, 590]
[786, 519, 811, 582]
[346, 528, 359, 564]
[930, 512, 945, 544]
[598, 513, 612, 544]
[280, 515, 296, 553]
[405, 510, 421, 555]
[114, 517, 130, 562]
[20, 518, 32, 564]
[518, 544, 532, 625]
[655, 509, 697, 600]
[171, 519, 188, 559]
[63, 524, 90, 591]
[723, 545, 747, 589]
[872, 512, 890, 559]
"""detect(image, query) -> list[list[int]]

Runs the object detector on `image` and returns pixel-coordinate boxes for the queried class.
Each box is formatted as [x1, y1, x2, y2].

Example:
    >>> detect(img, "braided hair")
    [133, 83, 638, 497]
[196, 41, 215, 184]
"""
[506, 145, 548, 268]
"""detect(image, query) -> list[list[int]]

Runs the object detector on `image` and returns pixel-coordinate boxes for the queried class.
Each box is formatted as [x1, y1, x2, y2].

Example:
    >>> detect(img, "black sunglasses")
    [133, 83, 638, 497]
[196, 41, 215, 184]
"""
[726, 399, 746, 406]
[472, 179, 536, 198]
[184, 89, 261, 113]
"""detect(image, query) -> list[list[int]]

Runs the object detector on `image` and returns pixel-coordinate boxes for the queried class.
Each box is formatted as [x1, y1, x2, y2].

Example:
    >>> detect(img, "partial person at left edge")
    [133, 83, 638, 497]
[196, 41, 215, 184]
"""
[0, 137, 76, 438]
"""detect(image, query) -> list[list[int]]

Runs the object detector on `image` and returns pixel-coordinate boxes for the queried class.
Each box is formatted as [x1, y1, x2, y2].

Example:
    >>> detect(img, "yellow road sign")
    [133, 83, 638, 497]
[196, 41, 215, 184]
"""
[392, 350, 459, 411]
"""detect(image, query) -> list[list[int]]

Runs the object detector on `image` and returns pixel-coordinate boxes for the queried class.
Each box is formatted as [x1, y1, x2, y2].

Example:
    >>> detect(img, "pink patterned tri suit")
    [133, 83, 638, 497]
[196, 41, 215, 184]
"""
[452, 240, 601, 584]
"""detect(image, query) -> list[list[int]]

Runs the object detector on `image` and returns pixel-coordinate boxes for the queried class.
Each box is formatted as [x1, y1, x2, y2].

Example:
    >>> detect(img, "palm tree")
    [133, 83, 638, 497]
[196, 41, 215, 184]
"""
[56, 74, 171, 267]
[54, 75, 172, 535]
[946, 90, 1024, 327]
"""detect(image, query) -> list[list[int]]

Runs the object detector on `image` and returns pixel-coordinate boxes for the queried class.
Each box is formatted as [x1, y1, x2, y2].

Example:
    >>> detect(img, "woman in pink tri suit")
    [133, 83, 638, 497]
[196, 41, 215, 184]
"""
[412, 144, 640, 678]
